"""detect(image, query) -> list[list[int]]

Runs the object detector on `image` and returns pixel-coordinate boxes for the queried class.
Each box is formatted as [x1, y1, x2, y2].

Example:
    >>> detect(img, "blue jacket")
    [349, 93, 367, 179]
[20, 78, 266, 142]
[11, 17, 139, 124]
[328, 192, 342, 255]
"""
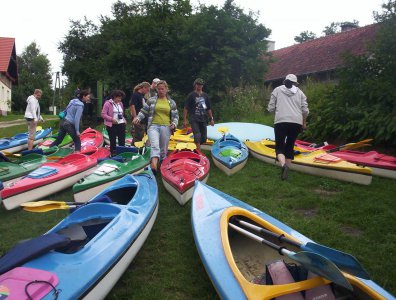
[65, 98, 84, 133]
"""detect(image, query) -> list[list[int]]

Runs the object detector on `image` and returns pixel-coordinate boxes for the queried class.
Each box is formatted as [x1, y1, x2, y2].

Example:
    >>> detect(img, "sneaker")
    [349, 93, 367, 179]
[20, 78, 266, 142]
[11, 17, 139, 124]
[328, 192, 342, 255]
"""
[281, 165, 289, 180]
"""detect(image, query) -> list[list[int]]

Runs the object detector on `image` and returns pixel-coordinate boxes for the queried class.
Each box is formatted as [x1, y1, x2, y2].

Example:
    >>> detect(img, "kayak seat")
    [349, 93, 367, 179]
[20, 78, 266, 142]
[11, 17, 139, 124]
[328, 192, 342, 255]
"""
[0, 233, 70, 275]
[0, 166, 10, 175]
[27, 166, 58, 179]
[314, 154, 342, 164]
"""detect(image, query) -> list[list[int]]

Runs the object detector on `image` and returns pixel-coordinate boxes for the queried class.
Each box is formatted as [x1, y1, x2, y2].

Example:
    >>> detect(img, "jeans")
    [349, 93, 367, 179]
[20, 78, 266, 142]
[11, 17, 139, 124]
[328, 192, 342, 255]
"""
[190, 120, 207, 144]
[51, 120, 81, 151]
[147, 124, 172, 160]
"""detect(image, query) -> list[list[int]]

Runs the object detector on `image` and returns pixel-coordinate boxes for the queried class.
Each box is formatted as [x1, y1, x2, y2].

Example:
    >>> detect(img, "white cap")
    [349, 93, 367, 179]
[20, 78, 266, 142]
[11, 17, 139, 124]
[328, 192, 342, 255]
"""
[285, 74, 298, 83]
[152, 78, 160, 83]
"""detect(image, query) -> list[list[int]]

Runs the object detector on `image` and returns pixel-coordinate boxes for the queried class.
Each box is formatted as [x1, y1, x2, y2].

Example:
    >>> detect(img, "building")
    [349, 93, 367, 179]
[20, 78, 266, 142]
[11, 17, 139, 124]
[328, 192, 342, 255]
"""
[264, 23, 380, 87]
[0, 37, 18, 114]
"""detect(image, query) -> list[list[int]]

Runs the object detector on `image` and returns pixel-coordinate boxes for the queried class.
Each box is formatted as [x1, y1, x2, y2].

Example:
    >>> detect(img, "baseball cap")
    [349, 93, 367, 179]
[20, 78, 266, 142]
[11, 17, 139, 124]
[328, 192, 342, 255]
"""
[152, 78, 160, 83]
[285, 74, 298, 84]
[193, 78, 205, 86]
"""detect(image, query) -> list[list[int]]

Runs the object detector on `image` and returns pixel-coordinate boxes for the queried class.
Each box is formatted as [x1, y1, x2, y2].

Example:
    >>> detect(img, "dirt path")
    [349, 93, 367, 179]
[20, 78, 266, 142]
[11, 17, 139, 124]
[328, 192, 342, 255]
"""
[0, 118, 58, 128]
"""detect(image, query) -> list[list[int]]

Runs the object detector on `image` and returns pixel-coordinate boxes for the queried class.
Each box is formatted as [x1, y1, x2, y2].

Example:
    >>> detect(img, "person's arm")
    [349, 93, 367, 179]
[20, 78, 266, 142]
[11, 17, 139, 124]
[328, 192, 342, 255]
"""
[74, 106, 83, 135]
[207, 109, 214, 126]
[183, 107, 188, 128]
[101, 102, 114, 122]
[170, 100, 179, 128]
[130, 105, 137, 119]
[301, 93, 309, 130]
[31, 99, 38, 122]
[267, 92, 277, 113]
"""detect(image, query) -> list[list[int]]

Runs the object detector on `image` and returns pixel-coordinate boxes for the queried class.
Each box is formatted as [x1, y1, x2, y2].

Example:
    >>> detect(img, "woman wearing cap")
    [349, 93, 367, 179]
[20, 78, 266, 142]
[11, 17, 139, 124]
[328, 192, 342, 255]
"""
[183, 78, 214, 150]
[133, 80, 178, 174]
[102, 90, 127, 155]
[130, 82, 150, 142]
[267, 74, 309, 180]
[149, 78, 160, 97]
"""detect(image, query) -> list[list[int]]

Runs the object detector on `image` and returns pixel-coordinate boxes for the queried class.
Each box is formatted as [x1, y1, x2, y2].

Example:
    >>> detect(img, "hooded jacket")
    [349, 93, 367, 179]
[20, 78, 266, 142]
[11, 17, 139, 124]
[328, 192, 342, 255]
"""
[24, 95, 43, 121]
[64, 98, 84, 134]
[267, 85, 309, 125]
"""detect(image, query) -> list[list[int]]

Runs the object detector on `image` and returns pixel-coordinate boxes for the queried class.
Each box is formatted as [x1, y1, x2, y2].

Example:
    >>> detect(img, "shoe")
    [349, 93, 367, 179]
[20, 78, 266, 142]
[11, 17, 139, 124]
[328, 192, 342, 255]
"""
[281, 165, 289, 180]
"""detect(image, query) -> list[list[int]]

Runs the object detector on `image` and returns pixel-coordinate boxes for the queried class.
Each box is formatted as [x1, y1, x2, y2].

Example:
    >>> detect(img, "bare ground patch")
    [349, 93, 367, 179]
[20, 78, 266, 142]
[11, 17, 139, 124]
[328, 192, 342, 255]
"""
[340, 225, 363, 237]
[295, 208, 318, 218]
[313, 188, 340, 196]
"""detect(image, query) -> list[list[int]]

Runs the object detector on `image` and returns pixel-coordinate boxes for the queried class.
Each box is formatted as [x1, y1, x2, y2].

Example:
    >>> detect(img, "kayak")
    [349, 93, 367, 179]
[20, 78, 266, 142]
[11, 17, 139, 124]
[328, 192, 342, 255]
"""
[211, 133, 249, 176]
[37, 133, 73, 149]
[191, 181, 394, 300]
[0, 127, 52, 153]
[102, 127, 134, 146]
[245, 140, 372, 185]
[160, 144, 210, 205]
[171, 128, 214, 150]
[0, 147, 110, 210]
[80, 127, 104, 149]
[207, 122, 275, 142]
[295, 140, 396, 180]
[73, 148, 151, 203]
[0, 173, 158, 300]
[0, 147, 73, 185]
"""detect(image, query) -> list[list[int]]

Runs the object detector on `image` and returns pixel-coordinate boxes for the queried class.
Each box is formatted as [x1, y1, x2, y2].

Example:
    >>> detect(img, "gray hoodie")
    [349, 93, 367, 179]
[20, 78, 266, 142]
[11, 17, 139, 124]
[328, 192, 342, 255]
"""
[267, 85, 309, 125]
[64, 98, 84, 134]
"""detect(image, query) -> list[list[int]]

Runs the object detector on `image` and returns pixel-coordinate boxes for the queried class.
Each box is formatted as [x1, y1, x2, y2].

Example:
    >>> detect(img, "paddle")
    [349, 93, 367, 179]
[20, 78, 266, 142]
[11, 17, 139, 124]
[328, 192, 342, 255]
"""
[235, 218, 370, 279]
[175, 142, 196, 151]
[228, 223, 353, 291]
[327, 139, 373, 153]
[217, 126, 229, 135]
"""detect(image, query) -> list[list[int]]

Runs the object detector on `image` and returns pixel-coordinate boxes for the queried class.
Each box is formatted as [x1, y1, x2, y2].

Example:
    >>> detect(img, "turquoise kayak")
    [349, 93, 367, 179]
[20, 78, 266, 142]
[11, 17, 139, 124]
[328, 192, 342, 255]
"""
[0, 127, 52, 153]
[0, 172, 158, 300]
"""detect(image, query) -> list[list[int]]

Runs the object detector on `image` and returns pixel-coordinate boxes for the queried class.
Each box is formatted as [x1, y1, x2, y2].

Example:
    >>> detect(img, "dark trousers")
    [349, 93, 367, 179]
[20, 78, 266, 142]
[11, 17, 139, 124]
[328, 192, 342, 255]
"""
[107, 123, 126, 154]
[190, 120, 207, 144]
[51, 120, 81, 151]
[274, 122, 302, 159]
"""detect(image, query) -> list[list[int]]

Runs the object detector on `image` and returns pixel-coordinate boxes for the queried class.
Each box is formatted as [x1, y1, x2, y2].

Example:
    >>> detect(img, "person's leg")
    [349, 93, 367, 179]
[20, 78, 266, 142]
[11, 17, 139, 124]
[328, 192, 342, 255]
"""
[50, 121, 67, 148]
[284, 123, 302, 166]
[27, 120, 36, 150]
[200, 121, 208, 145]
[190, 120, 202, 150]
[274, 123, 287, 167]
[63, 121, 80, 152]
[147, 125, 160, 172]
[159, 125, 172, 161]
[117, 123, 126, 147]
[107, 125, 117, 154]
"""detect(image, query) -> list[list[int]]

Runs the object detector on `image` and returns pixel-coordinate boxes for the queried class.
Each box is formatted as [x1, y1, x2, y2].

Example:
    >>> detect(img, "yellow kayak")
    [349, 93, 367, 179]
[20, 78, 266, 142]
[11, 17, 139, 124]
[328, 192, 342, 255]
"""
[245, 140, 372, 185]
[171, 128, 214, 150]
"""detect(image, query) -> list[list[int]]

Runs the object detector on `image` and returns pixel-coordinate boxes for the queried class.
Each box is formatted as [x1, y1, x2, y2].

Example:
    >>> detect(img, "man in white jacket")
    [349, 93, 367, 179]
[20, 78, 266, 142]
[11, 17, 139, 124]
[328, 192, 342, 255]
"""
[267, 74, 309, 180]
[24, 89, 44, 150]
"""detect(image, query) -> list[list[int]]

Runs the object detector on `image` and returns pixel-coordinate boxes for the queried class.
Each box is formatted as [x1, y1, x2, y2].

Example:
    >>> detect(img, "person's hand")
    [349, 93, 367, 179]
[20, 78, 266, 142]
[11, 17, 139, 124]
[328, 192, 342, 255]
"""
[183, 121, 187, 128]
[112, 118, 118, 124]
[210, 119, 214, 126]
[302, 121, 307, 131]
[169, 123, 176, 130]
[133, 117, 140, 125]
[76, 132, 81, 137]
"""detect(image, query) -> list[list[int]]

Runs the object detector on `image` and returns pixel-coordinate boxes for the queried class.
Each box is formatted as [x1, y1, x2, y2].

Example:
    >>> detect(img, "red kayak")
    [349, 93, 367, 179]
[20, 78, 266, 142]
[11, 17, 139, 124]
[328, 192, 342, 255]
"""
[80, 127, 104, 149]
[295, 140, 396, 179]
[160, 145, 210, 205]
[1, 147, 110, 210]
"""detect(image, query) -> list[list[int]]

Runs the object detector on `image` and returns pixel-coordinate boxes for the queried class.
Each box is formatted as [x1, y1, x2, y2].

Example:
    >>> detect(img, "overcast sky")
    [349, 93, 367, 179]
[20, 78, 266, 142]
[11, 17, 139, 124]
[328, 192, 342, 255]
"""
[0, 0, 386, 78]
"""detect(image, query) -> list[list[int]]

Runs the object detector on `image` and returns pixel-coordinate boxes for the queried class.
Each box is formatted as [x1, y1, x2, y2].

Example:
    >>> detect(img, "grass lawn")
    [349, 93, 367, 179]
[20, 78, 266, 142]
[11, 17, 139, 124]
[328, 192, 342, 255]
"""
[0, 120, 395, 299]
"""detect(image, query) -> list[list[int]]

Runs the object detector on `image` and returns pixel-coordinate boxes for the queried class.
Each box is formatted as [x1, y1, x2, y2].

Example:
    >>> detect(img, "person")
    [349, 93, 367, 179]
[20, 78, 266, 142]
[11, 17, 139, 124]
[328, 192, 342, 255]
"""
[149, 78, 160, 97]
[183, 78, 214, 150]
[102, 90, 127, 155]
[50, 89, 91, 152]
[267, 74, 309, 180]
[24, 89, 44, 150]
[130, 82, 150, 142]
[133, 80, 178, 174]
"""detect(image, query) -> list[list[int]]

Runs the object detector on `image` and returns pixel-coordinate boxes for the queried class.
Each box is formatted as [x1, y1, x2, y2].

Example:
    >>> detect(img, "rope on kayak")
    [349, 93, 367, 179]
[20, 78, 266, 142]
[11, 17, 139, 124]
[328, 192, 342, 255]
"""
[25, 279, 61, 299]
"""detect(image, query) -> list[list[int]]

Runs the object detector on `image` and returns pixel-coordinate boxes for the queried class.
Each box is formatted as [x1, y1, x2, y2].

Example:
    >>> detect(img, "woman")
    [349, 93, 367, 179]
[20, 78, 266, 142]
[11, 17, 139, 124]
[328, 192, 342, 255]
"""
[133, 80, 178, 173]
[267, 74, 309, 180]
[101, 90, 127, 155]
[50, 89, 90, 152]
[24, 89, 44, 150]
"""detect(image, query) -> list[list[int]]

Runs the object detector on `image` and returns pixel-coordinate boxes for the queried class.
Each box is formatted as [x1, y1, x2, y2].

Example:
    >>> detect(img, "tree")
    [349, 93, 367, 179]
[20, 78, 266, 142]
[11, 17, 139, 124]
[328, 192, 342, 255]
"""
[11, 42, 52, 112]
[322, 22, 340, 36]
[294, 31, 316, 43]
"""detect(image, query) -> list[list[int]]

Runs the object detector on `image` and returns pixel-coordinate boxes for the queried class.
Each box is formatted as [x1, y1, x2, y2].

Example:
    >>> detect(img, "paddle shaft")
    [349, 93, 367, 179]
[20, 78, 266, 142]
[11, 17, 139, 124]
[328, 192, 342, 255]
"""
[236, 219, 301, 248]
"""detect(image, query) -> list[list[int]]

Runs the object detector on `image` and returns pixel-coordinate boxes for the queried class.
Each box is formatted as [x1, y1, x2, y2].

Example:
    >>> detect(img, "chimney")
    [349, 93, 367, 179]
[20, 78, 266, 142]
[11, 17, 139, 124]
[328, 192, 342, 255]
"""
[340, 22, 359, 32]
[266, 40, 275, 52]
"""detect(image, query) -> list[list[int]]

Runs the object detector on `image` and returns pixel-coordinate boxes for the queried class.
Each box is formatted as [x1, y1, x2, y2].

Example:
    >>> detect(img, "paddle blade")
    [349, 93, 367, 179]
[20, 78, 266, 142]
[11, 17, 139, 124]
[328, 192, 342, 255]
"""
[23, 204, 70, 212]
[302, 242, 370, 279]
[217, 126, 229, 135]
[286, 250, 353, 291]
[20, 200, 75, 208]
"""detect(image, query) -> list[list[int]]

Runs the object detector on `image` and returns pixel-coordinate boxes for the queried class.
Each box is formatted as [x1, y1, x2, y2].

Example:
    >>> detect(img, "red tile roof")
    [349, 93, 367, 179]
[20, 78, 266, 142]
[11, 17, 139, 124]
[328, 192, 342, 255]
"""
[264, 23, 380, 82]
[0, 37, 16, 72]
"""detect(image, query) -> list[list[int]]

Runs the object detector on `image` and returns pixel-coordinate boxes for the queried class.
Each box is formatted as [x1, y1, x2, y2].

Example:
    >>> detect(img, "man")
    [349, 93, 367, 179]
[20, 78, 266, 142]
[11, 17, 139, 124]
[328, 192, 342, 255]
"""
[267, 74, 309, 180]
[183, 78, 214, 150]
[149, 78, 160, 97]
[24, 89, 44, 150]
[130, 81, 150, 142]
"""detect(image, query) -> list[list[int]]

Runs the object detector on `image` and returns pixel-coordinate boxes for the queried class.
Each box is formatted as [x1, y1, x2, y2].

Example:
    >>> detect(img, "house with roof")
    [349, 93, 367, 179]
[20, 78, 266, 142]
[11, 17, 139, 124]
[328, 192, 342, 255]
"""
[0, 37, 18, 114]
[264, 23, 380, 87]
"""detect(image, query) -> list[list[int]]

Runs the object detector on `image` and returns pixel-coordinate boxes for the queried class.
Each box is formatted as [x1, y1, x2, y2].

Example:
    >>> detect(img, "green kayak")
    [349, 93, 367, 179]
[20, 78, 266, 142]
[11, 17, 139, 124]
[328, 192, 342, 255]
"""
[0, 147, 73, 184]
[102, 127, 133, 146]
[37, 133, 73, 149]
[73, 148, 151, 202]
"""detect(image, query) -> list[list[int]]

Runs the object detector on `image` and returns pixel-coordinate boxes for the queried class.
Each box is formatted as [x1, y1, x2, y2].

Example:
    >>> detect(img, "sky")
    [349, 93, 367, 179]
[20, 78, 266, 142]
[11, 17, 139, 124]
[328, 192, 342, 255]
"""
[0, 0, 386, 80]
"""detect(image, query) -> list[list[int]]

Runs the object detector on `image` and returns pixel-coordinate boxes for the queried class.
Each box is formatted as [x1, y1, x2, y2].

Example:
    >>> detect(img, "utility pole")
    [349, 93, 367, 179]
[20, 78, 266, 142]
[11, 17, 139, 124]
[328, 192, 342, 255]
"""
[51, 72, 61, 115]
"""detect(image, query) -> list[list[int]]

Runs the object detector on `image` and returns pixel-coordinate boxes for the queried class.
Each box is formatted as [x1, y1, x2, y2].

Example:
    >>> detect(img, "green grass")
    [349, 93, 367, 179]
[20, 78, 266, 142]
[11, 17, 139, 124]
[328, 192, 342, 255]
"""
[0, 119, 395, 298]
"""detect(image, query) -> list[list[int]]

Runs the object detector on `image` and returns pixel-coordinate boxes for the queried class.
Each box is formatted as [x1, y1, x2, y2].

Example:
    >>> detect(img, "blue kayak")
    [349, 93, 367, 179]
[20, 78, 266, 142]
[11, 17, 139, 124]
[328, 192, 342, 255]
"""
[191, 181, 394, 300]
[207, 122, 274, 141]
[211, 133, 249, 176]
[0, 172, 158, 300]
[0, 127, 52, 153]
